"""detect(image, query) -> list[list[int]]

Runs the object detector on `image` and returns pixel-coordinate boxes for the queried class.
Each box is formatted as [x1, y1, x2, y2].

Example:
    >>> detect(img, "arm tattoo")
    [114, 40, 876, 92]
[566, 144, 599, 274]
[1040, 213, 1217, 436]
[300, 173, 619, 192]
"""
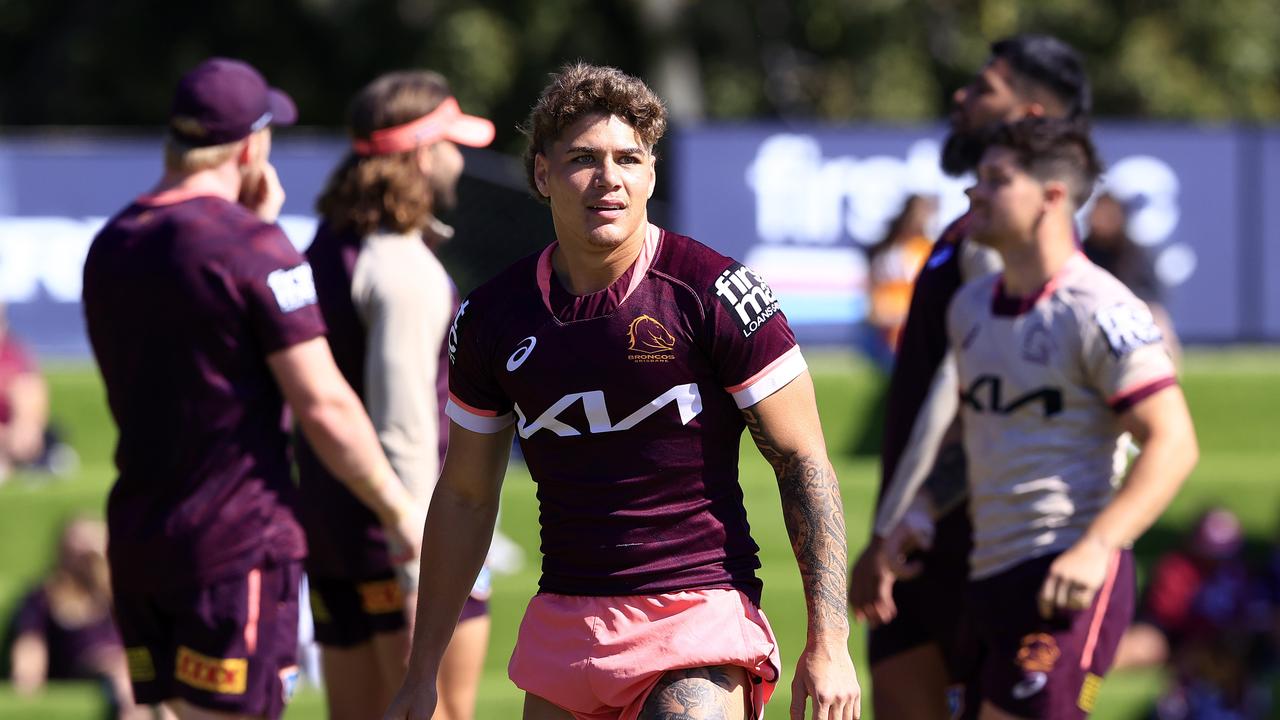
[742, 409, 850, 636]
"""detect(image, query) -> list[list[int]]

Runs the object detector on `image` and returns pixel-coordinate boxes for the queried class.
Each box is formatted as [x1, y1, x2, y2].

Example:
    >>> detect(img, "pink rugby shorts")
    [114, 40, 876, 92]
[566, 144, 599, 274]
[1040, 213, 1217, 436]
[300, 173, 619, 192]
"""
[508, 588, 780, 720]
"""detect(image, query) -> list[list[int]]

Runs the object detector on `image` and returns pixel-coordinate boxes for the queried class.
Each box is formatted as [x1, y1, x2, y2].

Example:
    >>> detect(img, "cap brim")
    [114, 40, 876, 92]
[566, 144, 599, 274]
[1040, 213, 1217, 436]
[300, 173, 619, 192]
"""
[444, 113, 495, 148]
[267, 88, 298, 127]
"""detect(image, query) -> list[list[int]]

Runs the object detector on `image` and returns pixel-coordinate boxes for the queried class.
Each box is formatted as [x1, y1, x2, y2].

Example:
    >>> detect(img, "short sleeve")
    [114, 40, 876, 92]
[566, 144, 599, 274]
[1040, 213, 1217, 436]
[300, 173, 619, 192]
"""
[238, 226, 327, 354]
[1083, 299, 1178, 412]
[444, 296, 515, 433]
[12, 588, 49, 637]
[704, 261, 806, 409]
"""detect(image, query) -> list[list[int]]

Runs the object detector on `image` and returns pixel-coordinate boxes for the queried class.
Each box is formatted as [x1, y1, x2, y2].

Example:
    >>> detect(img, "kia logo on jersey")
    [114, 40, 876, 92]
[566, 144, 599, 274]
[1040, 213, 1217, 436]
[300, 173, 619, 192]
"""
[514, 383, 703, 438]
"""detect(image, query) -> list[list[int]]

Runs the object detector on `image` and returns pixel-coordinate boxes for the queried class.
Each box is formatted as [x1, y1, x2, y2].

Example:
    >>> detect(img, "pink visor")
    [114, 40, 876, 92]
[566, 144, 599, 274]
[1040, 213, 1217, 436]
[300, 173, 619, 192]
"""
[351, 97, 495, 156]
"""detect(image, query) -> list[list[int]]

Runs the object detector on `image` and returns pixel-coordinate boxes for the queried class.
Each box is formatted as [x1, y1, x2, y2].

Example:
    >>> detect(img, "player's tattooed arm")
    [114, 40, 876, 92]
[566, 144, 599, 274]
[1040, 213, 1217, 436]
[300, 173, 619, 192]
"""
[742, 404, 849, 639]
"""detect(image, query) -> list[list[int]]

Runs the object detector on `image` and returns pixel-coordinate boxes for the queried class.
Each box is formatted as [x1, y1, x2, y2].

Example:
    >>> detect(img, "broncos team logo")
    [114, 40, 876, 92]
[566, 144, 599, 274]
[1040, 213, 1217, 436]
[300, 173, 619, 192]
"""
[1016, 633, 1061, 673]
[627, 315, 676, 362]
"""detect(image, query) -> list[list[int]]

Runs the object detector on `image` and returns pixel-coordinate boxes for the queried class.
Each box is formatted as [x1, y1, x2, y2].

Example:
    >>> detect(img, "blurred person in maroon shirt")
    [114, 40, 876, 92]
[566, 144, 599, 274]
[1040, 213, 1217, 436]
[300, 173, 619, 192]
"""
[82, 57, 423, 720]
[8, 517, 149, 719]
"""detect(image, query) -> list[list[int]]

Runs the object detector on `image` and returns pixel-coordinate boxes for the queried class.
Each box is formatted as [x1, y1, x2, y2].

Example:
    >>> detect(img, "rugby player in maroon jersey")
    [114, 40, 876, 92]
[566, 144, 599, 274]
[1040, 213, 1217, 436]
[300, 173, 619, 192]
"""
[83, 58, 423, 720]
[386, 63, 860, 720]
[848, 35, 1094, 720]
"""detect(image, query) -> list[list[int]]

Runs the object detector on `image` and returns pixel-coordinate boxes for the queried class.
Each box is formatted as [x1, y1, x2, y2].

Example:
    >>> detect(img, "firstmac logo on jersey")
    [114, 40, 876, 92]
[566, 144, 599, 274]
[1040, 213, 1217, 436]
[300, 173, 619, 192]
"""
[266, 264, 317, 313]
[713, 262, 779, 338]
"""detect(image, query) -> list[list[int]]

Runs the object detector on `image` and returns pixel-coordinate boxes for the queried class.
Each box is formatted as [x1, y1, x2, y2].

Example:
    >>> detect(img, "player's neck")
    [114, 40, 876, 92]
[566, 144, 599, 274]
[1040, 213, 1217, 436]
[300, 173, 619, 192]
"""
[150, 166, 240, 204]
[1000, 221, 1078, 296]
[551, 222, 648, 296]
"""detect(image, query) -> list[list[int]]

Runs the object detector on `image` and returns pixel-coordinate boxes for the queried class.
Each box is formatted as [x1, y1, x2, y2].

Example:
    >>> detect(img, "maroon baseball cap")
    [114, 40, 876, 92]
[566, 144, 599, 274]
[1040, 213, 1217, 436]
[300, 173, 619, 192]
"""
[168, 58, 298, 147]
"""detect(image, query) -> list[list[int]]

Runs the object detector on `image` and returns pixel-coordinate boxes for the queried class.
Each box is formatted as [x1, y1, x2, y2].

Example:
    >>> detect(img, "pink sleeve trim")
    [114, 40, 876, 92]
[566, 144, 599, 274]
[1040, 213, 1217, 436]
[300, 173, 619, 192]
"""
[445, 398, 515, 434]
[1108, 376, 1178, 413]
[726, 346, 807, 409]
[448, 391, 500, 417]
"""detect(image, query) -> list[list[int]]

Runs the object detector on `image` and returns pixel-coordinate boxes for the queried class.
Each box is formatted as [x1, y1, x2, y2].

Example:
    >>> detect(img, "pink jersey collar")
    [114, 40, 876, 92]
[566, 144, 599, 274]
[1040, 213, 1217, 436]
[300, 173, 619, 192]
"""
[136, 175, 235, 207]
[537, 223, 662, 318]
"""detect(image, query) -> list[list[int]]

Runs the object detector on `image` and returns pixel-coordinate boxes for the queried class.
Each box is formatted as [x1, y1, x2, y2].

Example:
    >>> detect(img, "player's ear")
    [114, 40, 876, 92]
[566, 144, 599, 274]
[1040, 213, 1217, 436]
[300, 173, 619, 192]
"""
[1044, 179, 1070, 208]
[646, 152, 657, 200]
[1022, 101, 1047, 119]
[236, 137, 254, 166]
[533, 152, 550, 198]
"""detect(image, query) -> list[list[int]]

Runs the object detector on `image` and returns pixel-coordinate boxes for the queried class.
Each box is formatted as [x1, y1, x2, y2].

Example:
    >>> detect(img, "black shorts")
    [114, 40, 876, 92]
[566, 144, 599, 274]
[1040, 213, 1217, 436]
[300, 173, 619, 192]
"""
[867, 501, 973, 675]
[308, 572, 408, 648]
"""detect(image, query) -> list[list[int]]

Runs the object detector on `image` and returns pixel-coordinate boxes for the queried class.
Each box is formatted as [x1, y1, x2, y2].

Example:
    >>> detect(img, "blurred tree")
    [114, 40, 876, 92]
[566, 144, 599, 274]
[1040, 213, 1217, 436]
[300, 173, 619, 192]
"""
[2, 0, 1278, 138]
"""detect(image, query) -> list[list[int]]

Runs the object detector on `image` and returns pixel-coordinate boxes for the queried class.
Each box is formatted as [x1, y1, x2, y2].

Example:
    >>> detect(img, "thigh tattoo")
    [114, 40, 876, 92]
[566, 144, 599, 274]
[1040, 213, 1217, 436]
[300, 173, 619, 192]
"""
[639, 666, 743, 720]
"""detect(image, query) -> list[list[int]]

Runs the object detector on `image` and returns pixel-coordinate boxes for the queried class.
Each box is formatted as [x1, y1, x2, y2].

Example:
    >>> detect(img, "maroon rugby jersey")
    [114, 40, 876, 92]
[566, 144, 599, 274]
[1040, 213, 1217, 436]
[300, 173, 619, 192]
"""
[446, 225, 806, 604]
[83, 191, 325, 591]
[879, 212, 973, 495]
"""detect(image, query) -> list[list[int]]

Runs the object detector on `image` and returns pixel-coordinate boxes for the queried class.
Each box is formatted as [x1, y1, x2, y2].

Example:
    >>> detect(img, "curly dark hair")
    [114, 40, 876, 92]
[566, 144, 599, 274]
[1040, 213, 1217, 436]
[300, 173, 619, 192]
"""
[987, 117, 1103, 208]
[316, 71, 450, 235]
[521, 62, 667, 201]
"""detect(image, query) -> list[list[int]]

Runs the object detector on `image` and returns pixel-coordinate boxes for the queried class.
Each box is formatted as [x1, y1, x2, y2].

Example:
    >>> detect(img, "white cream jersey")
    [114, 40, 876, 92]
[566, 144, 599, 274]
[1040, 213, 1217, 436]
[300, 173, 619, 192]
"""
[948, 253, 1177, 579]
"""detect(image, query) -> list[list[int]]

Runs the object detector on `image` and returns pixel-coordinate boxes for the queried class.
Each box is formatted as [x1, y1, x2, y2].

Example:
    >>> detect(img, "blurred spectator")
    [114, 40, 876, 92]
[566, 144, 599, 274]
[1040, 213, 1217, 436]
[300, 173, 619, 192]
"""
[0, 302, 49, 482]
[0, 303, 79, 483]
[7, 517, 151, 719]
[1084, 193, 1182, 364]
[865, 194, 937, 360]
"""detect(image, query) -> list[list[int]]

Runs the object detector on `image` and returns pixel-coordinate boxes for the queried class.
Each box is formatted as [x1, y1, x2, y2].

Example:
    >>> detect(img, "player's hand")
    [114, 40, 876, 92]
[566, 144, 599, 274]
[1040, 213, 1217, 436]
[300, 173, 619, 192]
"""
[382, 677, 437, 720]
[882, 499, 935, 580]
[383, 498, 426, 565]
[848, 536, 897, 626]
[240, 161, 286, 223]
[1038, 537, 1112, 619]
[791, 642, 862, 719]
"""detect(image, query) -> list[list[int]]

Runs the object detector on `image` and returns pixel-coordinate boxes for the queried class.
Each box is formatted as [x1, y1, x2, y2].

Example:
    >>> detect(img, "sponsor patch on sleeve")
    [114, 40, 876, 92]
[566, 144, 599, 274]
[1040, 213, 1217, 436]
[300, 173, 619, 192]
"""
[176, 645, 248, 694]
[266, 263, 318, 313]
[1094, 302, 1163, 357]
[712, 262, 780, 339]
[447, 298, 471, 366]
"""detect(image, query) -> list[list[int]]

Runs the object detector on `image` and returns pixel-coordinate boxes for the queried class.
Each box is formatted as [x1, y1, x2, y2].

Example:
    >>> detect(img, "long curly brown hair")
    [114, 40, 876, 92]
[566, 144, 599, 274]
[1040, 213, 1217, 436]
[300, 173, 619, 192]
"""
[521, 62, 667, 202]
[317, 71, 451, 236]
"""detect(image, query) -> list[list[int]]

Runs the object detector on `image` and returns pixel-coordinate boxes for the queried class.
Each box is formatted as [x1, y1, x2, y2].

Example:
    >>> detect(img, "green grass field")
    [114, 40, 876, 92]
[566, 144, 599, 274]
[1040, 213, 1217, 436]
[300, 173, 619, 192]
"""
[1, 348, 1277, 719]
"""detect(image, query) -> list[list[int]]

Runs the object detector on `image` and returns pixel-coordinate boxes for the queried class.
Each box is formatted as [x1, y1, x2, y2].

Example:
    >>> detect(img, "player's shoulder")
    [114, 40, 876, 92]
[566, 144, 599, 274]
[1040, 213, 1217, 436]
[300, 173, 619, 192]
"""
[650, 227, 737, 290]
[1060, 256, 1163, 354]
[952, 269, 1001, 313]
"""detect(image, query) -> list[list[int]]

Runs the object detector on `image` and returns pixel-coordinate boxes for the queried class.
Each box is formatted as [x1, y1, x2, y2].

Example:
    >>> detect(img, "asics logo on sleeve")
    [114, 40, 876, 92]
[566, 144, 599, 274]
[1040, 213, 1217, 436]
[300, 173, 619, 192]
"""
[506, 336, 537, 371]
[712, 262, 779, 338]
[514, 383, 702, 439]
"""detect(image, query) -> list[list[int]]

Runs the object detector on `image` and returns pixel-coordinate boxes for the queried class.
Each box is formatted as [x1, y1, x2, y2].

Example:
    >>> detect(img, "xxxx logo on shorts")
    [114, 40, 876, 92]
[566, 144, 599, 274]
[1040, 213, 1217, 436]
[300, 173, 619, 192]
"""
[176, 645, 247, 694]
[359, 578, 404, 615]
[1016, 633, 1061, 673]
[125, 647, 155, 682]
[627, 315, 676, 363]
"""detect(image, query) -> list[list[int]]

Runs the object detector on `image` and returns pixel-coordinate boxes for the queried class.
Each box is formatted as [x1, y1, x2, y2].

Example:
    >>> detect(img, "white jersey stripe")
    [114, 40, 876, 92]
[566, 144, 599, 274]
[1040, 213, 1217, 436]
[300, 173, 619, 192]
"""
[728, 347, 807, 409]
[445, 398, 515, 434]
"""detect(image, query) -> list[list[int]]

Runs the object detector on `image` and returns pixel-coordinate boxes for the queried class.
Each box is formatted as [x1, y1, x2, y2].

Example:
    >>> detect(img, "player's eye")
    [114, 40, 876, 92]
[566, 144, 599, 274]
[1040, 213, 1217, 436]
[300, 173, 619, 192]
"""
[571, 154, 595, 165]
